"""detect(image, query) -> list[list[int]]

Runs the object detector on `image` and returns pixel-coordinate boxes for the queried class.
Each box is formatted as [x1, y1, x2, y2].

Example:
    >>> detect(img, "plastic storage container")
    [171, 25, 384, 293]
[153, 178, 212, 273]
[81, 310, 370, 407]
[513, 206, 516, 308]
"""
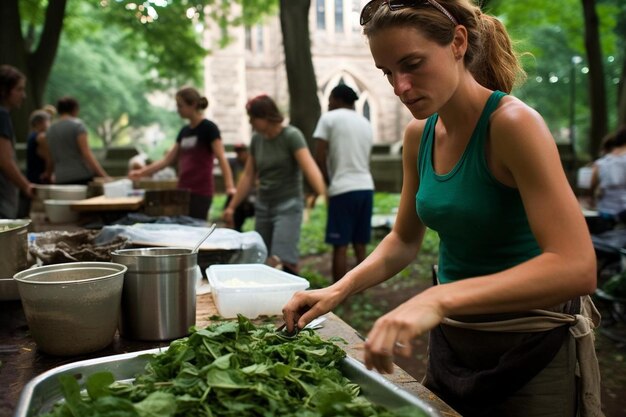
[207, 264, 309, 319]
[103, 179, 133, 198]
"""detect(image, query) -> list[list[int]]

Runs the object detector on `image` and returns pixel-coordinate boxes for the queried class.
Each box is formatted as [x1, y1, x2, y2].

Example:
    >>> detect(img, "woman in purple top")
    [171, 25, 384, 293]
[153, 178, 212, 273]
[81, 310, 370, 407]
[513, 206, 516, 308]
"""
[130, 87, 235, 220]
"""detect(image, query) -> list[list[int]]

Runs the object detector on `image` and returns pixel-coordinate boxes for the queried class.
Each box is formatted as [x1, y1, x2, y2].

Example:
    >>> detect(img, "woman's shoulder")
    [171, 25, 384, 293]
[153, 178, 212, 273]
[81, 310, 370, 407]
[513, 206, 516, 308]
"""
[490, 95, 544, 131]
[200, 118, 219, 128]
[403, 118, 430, 154]
[283, 124, 306, 141]
[198, 119, 220, 135]
[284, 124, 304, 135]
[405, 118, 428, 138]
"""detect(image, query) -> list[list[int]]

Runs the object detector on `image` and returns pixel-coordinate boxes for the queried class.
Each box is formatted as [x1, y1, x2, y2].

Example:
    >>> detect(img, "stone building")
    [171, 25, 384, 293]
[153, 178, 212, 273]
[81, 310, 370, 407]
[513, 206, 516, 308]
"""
[203, 1, 413, 147]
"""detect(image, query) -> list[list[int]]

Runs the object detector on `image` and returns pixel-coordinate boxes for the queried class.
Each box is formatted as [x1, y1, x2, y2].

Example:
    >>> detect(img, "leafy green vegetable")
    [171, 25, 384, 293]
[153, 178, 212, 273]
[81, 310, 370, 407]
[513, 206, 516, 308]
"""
[86, 372, 115, 400]
[39, 316, 424, 417]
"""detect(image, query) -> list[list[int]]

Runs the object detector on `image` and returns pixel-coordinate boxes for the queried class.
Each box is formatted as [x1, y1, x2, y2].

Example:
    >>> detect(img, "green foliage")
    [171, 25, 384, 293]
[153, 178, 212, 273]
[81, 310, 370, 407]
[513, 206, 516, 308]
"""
[17, 0, 280, 150]
[39, 318, 422, 417]
[300, 201, 328, 256]
[372, 192, 400, 214]
[335, 292, 389, 334]
[489, 0, 624, 150]
[209, 194, 228, 223]
[95, 0, 279, 87]
[44, 30, 167, 148]
[300, 268, 331, 290]
[18, 0, 47, 28]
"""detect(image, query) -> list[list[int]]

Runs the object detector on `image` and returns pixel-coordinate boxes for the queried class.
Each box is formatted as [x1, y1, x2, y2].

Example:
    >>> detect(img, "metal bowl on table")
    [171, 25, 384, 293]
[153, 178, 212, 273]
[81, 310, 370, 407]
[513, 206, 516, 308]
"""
[13, 262, 127, 356]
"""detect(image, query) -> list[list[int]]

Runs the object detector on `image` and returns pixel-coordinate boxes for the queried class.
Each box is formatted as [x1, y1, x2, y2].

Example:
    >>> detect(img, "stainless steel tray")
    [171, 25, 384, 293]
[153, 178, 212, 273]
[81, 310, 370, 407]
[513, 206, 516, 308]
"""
[15, 348, 439, 417]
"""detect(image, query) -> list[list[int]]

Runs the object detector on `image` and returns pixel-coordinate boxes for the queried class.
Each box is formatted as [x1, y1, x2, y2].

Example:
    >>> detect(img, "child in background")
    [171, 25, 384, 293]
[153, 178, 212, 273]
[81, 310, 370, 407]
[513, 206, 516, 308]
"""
[26, 110, 52, 184]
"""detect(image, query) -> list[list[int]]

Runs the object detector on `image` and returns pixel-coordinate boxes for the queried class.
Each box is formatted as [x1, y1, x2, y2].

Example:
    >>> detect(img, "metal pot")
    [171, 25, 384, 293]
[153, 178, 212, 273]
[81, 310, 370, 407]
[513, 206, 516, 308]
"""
[111, 247, 198, 341]
[0, 219, 31, 300]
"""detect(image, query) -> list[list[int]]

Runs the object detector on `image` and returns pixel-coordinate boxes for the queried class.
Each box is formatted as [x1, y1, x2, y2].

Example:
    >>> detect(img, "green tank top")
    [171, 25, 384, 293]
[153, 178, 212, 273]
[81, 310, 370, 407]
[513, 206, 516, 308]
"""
[416, 91, 541, 283]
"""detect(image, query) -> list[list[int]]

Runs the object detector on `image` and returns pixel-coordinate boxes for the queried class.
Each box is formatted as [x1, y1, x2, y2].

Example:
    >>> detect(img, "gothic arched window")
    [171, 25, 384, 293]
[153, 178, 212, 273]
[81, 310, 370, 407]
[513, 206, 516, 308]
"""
[317, 0, 326, 30]
[335, 0, 344, 32]
[363, 99, 371, 120]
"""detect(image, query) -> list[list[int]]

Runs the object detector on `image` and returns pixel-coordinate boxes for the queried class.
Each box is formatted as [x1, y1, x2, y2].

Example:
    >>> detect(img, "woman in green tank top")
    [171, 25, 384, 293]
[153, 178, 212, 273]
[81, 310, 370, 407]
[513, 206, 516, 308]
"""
[284, 1, 603, 416]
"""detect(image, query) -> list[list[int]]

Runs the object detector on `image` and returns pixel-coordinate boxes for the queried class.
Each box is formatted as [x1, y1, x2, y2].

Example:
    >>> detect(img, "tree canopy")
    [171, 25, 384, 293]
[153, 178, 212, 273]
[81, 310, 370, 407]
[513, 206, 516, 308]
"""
[0, 0, 278, 142]
[490, 0, 624, 157]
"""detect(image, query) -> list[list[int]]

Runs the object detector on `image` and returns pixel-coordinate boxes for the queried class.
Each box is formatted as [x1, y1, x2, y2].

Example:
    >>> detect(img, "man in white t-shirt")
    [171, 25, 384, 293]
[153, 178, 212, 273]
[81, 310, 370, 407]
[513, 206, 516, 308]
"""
[313, 84, 374, 281]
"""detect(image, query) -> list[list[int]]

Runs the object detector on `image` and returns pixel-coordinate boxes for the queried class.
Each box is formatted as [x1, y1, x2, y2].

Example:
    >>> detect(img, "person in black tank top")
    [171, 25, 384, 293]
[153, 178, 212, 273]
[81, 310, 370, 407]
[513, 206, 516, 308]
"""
[283, 2, 602, 416]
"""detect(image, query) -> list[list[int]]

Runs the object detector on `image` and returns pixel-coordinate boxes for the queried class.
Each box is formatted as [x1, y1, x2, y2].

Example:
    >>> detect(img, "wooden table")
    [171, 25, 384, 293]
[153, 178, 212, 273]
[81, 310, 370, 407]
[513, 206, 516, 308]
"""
[70, 195, 144, 212]
[0, 294, 459, 417]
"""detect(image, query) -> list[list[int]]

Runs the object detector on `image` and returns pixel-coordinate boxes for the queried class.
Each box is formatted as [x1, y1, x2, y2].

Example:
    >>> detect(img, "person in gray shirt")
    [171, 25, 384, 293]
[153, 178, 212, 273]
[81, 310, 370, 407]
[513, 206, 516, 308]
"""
[0, 65, 33, 218]
[47, 96, 109, 184]
[224, 95, 326, 275]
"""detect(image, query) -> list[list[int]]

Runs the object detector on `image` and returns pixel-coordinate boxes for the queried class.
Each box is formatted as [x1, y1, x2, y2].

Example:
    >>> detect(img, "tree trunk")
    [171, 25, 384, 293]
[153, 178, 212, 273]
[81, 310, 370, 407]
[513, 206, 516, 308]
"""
[617, 50, 626, 127]
[279, 0, 321, 149]
[581, 0, 608, 158]
[0, 0, 67, 142]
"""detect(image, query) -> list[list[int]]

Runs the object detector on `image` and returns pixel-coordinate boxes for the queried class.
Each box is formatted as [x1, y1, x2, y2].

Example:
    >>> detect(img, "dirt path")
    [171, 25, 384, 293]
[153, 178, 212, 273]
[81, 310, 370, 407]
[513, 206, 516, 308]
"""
[301, 253, 626, 417]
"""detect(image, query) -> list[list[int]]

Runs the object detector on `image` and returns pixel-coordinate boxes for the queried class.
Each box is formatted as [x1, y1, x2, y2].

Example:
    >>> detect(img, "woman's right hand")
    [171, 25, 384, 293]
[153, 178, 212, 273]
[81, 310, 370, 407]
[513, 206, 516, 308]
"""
[282, 285, 347, 333]
[128, 169, 144, 181]
[222, 206, 235, 227]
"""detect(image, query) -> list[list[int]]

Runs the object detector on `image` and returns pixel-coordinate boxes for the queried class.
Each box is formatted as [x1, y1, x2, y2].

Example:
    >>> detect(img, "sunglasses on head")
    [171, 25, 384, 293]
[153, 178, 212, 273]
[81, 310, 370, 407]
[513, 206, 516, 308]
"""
[360, 0, 458, 26]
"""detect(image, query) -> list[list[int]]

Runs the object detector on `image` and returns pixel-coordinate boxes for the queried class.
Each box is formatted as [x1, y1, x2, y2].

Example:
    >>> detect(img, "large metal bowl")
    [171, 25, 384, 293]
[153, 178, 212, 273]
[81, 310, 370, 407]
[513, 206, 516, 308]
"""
[13, 262, 127, 356]
[0, 219, 31, 300]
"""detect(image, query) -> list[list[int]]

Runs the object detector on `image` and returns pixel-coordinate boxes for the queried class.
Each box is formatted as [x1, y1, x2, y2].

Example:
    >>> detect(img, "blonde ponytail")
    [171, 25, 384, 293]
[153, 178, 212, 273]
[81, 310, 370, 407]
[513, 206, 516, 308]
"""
[467, 11, 526, 93]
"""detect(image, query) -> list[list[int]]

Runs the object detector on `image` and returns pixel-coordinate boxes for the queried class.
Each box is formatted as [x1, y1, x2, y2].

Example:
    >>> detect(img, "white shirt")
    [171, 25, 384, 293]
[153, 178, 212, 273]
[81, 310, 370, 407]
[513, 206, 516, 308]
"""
[313, 108, 374, 197]
[596, 152, 626, 215]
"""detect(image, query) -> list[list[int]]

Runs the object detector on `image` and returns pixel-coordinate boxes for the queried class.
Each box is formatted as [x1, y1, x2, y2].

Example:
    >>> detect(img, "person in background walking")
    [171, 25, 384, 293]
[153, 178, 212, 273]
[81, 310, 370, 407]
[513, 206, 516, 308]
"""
[47, 96, 110, 185]
[313, 84, 375, 282]
[224, 143, 256, 231]
[284, 1, 601, 416]
[224, 95, 327, 275]
[0, 65, 34, 218]
[130, 87, 236, 220]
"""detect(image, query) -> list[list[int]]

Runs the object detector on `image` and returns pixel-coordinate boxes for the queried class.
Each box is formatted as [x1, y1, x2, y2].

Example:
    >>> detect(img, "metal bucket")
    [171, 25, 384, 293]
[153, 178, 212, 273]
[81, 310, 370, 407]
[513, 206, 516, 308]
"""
[0, 219, 31, 300]
[111, 247, 198, 341]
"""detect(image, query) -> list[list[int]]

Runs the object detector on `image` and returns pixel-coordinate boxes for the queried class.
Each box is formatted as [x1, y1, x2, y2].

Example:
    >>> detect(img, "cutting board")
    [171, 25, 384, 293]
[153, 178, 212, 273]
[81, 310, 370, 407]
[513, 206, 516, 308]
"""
[70, 195, 144, 212]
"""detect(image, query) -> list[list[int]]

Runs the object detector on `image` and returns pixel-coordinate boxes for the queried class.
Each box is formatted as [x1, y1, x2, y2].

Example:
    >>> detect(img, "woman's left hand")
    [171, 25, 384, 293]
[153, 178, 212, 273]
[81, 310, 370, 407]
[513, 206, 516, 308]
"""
[364, 293, 444, 374]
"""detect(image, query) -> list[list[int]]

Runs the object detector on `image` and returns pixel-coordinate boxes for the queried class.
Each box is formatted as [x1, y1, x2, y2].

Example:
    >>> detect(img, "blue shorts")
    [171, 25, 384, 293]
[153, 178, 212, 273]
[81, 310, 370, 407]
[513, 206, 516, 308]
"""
[326, 190, 373, 246]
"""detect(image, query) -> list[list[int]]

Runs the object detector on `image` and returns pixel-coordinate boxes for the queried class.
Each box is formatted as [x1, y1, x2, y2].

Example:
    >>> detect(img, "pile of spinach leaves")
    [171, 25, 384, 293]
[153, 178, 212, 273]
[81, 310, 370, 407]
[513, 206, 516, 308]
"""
[39, 316, 423, 417]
